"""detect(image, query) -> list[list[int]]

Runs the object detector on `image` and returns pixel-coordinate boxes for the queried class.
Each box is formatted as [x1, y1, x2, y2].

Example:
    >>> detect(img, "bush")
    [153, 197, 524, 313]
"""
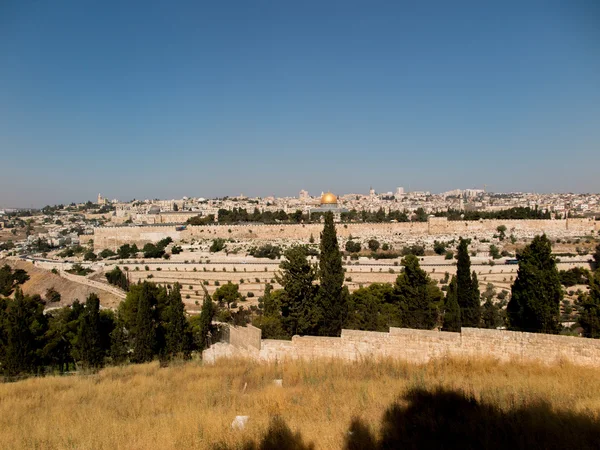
[434, 241, 446, 255]
[105, 266, 130, 291]
[210, 238, 226, 253]
[368, 239, 380, 252]
[445, 251, 454, 260]
[345, 240, 362, 253]
[247, 292, 255, 298]
[45, 287, 61, 303]
[401, 245, 425, 257]
[249, 244, 282, 259]
[66, 264, 92, 276]
[83, 250, 98, 261]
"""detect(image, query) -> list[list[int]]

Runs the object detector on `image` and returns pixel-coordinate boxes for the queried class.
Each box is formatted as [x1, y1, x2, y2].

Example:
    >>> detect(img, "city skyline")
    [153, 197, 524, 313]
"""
[1, 1, 599, 207]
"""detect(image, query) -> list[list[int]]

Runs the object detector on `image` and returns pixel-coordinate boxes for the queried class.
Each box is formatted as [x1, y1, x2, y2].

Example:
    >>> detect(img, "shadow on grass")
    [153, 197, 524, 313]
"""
[218, 387, 600, 450]
[345, 387, 600, 450]
[214, 416, 315, 450]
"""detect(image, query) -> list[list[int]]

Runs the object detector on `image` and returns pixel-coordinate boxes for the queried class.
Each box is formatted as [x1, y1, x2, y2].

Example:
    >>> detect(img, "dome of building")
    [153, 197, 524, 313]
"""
[320, 192, 338, 205]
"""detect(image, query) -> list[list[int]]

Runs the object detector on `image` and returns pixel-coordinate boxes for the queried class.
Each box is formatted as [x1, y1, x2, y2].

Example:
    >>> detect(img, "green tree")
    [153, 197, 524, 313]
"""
[433, 241, 446, 255]
[442, 276, 461, 332]
[196, 287, 216, 351]
[131, 283, 157, 363]
[105, 266, 130, 291]
[210, 238, 226, 253]
[45, 287, 61, 303]
[481, 300, 502, 329]
[456, 238, 480, 327]
[345, 240, 361, 253]
[578, 272, 600, 338]
[83, 251, 97, 261]
[276, 246, 319, 336]
[109, 317, 129, 365]
[594, 243, 600, 269]
[42, 304, 82, 372]
[345, 283, 394, 331]
[163, 284, 190, 359]
[507, 235, 562, 334]
[260, 283, 281, 317]
[394, 255, 443, 329]
[316, 212, 348, 336]
[368, 239, 380, 252]
[1, 288, 47, 376]
[213, 282, 242, 310]
[0, 265, 29, 297]
[496, 225, 507, 241]
[489, 245, 501, 259]
[73, 293, 104, 369]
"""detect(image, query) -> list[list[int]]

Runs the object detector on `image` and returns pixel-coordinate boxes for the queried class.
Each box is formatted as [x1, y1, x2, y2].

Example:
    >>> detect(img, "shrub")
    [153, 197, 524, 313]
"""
[45, 287, 61, 303]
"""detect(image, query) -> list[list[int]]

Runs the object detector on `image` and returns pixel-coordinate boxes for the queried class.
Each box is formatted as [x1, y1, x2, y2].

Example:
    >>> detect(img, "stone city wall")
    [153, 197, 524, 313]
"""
[206, 326, 600, 368]
[91, 217, 598, 250]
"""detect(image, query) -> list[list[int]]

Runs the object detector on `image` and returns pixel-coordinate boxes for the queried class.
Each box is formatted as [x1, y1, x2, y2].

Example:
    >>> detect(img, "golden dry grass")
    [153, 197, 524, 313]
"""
[1, 357, 600, 449]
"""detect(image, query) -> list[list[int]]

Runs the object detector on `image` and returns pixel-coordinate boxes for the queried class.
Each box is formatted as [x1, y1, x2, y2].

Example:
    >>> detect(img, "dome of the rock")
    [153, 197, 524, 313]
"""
[320, 192, 338, 205]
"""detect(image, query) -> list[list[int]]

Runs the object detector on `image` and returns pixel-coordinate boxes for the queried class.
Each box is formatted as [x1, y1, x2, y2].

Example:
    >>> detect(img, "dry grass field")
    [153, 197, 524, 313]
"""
[1, 357, 600, 449]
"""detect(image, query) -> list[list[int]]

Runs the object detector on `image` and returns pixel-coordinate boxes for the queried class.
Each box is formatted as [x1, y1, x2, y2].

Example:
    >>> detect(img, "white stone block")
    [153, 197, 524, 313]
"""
[231, 416, 249, 430]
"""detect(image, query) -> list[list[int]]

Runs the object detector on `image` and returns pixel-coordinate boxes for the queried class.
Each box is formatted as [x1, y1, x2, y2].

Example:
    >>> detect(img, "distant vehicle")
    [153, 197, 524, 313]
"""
[175, 225, 186, 231]
[505, 259, 518, 265]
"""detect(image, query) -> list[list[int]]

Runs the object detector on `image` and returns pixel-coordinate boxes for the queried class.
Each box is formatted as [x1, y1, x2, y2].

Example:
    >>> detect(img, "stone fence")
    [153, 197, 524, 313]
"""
[204, 325, 600, 368]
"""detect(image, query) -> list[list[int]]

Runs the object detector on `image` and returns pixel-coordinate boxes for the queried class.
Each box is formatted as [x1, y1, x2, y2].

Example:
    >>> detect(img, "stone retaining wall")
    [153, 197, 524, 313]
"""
[205, 326, 600, 368]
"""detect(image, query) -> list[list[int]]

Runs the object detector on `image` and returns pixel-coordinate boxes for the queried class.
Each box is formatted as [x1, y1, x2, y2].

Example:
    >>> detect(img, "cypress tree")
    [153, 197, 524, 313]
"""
[109, 317, 129, 365]
[394, 255, 442, 330]
[481, 299, 502, 329]
[132, 282, 156, 363]
[442, 276, 461, 332]
[164, 284, 190, 359]
[276, 246, 319, 336]
[317, 212, 348, 336]
[198, 288, 215, 351]
[471, 271, 481, 326]
[507, 234, 562, 333]
[73, 293, 104, 369]
[578, 271, 600, 338]
[456, 238, 480, 327]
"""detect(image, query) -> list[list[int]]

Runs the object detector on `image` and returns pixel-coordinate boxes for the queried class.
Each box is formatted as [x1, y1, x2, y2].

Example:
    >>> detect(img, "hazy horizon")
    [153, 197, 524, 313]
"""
[1, 1, 599, 208]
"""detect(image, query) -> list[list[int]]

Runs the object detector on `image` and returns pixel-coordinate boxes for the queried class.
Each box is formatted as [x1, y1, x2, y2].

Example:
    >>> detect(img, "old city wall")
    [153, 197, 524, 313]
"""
[427, 217, 597, 235]
[212, 326, 600, 368]
[91, 218, 598, 251]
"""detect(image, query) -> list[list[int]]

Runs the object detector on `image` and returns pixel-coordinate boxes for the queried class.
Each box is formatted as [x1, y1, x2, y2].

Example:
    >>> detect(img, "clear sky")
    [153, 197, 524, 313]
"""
[1, 1, 599, 207]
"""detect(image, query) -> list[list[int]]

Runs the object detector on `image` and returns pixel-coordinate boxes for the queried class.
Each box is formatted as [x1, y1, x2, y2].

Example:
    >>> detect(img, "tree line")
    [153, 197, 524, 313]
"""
[0, 280, 217, 379]
[252, 213, 600, 339]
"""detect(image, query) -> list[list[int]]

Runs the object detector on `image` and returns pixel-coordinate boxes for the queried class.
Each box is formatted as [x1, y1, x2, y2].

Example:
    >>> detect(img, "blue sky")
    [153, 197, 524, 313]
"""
[1, 1, 599, 207]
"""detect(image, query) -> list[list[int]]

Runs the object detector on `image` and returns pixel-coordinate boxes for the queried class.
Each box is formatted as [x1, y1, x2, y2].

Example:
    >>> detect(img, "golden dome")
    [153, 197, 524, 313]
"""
[320, 192, 338, 205]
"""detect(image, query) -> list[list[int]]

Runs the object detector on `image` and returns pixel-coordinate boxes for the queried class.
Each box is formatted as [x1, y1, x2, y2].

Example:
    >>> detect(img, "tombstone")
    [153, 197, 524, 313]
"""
[231, 415, 250, 430]
[273, 379, 283, 387]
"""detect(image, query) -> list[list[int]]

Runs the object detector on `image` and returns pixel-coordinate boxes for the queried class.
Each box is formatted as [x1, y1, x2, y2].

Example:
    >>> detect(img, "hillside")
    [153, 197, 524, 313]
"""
[1, 358, 600, 449]
[1, 259, 122, 308]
